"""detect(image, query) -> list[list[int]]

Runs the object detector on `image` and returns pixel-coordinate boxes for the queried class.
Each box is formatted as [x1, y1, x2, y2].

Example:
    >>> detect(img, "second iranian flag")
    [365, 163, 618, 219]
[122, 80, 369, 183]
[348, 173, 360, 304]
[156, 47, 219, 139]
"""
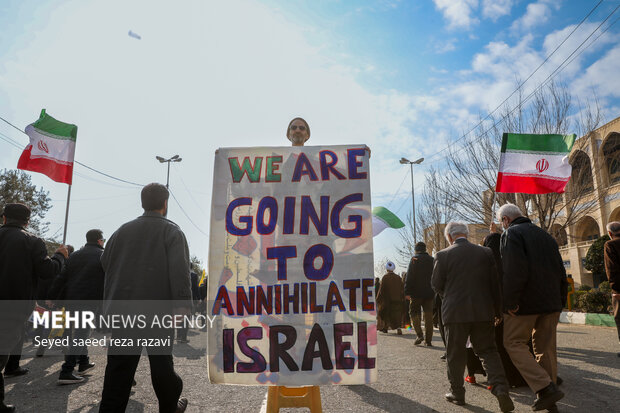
[495, 133, 576, 194]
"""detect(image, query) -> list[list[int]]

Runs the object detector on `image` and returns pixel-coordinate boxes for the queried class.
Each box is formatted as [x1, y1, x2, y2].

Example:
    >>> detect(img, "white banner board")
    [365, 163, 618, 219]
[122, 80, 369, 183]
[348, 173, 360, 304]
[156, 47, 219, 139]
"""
[207, 145, 376, 385]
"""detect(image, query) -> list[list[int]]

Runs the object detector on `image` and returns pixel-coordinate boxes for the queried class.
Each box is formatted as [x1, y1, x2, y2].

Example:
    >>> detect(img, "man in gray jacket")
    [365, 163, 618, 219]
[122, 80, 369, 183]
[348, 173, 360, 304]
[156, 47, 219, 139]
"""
[432, 222, 513, 412]
[99, 183, 191, 413]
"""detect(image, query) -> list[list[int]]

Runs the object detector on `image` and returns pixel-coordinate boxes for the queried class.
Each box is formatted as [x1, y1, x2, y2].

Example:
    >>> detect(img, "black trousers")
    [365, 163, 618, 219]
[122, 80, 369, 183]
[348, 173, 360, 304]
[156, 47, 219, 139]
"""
[445, 322, 509, 398]
[99, 328, 182, 413]
[0, 323, 22, 405]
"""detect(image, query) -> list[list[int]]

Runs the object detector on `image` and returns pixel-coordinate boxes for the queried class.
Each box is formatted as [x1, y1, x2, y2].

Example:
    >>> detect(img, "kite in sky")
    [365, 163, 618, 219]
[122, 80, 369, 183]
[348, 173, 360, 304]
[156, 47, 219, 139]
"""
[128, 30, 141, 40]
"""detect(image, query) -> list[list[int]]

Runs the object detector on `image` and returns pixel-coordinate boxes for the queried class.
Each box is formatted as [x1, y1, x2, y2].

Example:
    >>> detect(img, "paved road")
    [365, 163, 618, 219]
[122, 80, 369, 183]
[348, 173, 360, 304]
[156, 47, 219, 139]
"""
[4, 323, 619, 412]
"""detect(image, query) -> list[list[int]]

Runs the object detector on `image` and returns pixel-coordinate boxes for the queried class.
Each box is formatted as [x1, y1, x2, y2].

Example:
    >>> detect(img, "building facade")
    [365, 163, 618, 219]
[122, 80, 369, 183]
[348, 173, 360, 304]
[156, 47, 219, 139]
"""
[555, 116, 620, 287]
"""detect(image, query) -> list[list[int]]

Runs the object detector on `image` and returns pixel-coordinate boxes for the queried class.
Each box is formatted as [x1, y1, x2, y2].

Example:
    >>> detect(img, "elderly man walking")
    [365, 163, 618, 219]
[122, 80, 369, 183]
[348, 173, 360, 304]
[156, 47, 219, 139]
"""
[432, 222, 514, 412]
[498, 203, 567, 411]
[604, 221, 620, 357]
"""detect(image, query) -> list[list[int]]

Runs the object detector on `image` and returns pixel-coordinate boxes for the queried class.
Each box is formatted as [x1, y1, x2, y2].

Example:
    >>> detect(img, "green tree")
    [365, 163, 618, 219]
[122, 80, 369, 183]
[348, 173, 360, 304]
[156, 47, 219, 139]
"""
[0, 169, 52, 236]
[584, 235, 610, 286]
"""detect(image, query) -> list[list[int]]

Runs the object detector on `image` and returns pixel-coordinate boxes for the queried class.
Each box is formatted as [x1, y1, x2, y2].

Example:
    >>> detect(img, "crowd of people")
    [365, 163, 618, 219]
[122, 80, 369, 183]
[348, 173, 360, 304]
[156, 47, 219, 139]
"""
[0, 183, 196, 413]
[375, 203, 620, 413]
[1, 116, 619, 413]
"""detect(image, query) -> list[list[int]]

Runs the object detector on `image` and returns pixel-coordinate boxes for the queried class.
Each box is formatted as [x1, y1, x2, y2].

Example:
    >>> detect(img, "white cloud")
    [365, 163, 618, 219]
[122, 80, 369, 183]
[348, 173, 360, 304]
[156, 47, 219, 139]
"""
[434, 38, 458, 53]
[511, 1, 552, 32]
[572, 45, 620, 100]
[433, 0, 479, 30]
[482, 0, 513, 20]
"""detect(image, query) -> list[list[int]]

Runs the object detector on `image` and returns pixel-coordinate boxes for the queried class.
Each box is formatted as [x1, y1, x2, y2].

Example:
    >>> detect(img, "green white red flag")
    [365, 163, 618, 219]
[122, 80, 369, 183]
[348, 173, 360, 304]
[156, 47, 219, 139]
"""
[495, 133, 576, 194]
[17, 109, 78, 184]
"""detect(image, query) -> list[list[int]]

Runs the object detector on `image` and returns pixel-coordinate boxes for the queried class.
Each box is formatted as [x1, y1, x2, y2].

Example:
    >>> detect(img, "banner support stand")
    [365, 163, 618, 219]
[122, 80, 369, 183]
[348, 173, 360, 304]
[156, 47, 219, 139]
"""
[266, 385, 322, 413]
[62, 184, 72, 244]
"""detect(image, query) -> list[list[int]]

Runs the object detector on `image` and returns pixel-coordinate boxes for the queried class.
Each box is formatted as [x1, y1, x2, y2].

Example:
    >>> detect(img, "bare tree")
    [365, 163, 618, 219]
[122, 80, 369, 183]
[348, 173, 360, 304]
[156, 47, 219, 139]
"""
[437, 80, 604, 235]
[374, 256, 390, 278]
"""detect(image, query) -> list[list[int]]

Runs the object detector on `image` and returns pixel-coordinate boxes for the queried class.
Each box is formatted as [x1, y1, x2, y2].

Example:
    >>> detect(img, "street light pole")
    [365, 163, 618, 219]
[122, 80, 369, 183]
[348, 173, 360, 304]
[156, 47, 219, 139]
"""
[156, 154, 182, 189]
[399, 157, 424, 242]
[156, 154, 182, 216]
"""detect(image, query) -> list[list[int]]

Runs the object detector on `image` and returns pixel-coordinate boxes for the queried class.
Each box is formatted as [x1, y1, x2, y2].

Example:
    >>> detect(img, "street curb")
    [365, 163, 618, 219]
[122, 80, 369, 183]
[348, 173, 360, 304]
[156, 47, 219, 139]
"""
[559, 311, 616, 327]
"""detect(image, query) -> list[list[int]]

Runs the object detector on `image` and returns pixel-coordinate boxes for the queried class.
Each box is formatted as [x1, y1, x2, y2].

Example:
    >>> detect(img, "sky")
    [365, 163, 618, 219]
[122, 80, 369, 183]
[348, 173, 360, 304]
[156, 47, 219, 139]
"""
[1, 0, 620, 273]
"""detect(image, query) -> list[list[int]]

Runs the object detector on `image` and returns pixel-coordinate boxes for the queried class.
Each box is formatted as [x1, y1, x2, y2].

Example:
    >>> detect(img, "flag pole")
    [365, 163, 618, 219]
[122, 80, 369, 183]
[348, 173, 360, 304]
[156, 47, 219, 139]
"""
[62, 185, 72, 244]
[491, 190, 497, 224]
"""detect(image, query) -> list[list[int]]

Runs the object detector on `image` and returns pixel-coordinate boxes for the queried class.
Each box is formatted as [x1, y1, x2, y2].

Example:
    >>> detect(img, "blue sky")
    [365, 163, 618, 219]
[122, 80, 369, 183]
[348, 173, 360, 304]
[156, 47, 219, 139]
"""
[1, 0, 619, 271]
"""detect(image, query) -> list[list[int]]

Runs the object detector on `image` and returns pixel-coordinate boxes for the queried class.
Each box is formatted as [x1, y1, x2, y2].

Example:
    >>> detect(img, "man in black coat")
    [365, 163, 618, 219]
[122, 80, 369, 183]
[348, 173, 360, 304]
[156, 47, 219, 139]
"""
[99, 183, 191, 413]
[0, 203, 67, 413]
[498, 203, 567, 411]
[405, 242, 435, 346]
[48, 228, 106, 384]
[432, 222, 513, 412]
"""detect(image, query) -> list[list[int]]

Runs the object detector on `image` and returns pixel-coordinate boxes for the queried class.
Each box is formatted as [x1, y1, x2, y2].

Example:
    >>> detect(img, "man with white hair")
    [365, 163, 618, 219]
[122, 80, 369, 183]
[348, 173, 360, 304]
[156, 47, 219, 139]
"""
[603, 221, 620, 357]
[431, 222, 513, 412]
[497, 203, 567, 411]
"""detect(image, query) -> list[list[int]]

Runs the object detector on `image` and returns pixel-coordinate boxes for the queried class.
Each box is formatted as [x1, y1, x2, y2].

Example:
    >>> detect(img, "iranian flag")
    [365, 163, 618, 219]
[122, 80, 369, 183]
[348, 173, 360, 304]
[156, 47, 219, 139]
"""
[17, 109, 77, 184]
[496, 133, 576, 194]
[372, 206, 405, 236]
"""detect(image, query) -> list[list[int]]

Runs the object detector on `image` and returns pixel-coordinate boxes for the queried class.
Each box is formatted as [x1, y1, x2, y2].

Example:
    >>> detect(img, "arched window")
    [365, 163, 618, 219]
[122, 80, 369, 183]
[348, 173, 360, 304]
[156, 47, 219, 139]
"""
[569, 150, 594, 193]
[610, 206, 620, 224]
[575, 216, 600, 242]
[602, 133, 620, 184]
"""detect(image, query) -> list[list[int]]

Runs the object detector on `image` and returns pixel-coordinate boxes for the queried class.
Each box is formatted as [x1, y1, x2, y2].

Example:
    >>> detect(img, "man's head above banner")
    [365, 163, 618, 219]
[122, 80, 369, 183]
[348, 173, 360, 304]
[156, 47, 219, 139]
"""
[287, 117, 310, 146]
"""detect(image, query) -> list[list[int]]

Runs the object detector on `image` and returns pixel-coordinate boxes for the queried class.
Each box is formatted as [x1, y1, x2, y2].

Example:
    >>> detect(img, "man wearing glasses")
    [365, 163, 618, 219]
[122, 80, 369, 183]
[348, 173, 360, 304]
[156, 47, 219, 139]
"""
[286, 117, 310, 146]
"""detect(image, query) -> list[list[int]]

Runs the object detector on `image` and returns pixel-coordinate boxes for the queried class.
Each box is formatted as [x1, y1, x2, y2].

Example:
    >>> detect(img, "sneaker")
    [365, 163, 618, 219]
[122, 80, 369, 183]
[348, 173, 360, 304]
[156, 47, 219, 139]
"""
[0, 402, 16, 413]
[465, 375, 476, 384]
[532, 382, 564, 411]
[495, 392, 514, 413]
[445, 392, 465, 406]
[58, 372, 85, 385]
[424, 341, 433, 347]
[3, 367, 29, 378]
[414, 337, 424, 345]
[440, 353, 447, 361]
[77, 362, 95, 375]
[174, 397, 188, 413]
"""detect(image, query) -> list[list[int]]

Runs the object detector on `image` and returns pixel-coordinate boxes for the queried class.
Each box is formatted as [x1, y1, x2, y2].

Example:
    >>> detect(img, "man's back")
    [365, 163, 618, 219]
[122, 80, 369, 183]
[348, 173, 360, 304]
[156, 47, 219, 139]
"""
[0, 224, 62, 302]
[500, 217, 566, 315]
[405, 252, 434, 299]
[101, 212, 191, 308]
[431, 239, 500, 324]
[51, 243, 105, 302]
[604, 237, 620, 292]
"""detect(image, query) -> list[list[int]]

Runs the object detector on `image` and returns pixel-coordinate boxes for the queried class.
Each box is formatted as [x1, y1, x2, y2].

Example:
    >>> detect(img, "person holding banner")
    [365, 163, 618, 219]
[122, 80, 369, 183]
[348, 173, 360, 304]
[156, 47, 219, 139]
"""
[498, 203, 567, 411]
[0, 203, 68, 413]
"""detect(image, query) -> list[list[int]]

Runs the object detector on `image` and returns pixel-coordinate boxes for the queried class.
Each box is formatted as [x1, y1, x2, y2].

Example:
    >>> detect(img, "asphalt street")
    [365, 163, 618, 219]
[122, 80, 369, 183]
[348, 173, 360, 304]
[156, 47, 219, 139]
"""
[4, 323, 618, 412]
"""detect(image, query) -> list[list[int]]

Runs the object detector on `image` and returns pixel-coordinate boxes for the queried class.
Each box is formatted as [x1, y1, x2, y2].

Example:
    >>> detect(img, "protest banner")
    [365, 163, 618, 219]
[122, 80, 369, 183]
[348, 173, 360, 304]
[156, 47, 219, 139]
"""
[208, 145, 376, 385]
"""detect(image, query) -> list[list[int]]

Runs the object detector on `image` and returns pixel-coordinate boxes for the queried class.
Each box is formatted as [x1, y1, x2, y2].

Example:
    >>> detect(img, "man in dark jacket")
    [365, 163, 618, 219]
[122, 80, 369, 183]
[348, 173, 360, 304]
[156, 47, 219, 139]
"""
[48, 229, 106, 384]
[405, 242, 435, 346]
[603, 221, 620, 357]
[0, 203, 67, 413]
[498, 203, 567, 411]
[98, 183, 190, 413]
[432, 222, 513, 412]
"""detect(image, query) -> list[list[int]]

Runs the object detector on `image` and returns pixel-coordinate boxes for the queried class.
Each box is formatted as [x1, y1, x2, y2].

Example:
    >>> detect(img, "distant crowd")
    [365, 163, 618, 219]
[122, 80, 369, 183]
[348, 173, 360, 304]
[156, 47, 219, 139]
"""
[375, 204, 620, 413]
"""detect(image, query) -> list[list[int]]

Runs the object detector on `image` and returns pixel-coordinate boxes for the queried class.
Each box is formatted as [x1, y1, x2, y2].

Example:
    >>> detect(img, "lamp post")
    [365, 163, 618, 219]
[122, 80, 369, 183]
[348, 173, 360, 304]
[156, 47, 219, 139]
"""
[399, 157, 424, 242]
[156, 154, 182, 189]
